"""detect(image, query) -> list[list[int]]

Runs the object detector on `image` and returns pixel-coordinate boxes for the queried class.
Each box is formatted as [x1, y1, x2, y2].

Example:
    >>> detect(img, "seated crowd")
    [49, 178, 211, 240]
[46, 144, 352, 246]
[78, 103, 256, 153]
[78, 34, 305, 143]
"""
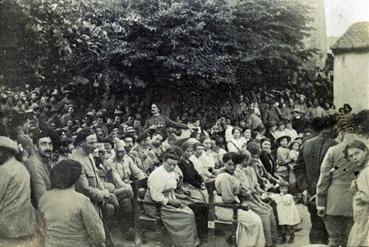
[0, 77, 357, 247]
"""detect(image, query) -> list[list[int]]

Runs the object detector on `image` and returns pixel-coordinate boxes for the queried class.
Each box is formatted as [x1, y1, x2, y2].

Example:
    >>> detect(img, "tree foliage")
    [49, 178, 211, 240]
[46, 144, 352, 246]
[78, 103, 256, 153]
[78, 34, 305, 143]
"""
[14, 0, 315, 94]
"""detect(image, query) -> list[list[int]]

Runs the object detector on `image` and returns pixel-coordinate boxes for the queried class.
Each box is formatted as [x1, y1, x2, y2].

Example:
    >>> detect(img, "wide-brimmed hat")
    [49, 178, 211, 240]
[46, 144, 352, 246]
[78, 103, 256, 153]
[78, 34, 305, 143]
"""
[276, 135, 291, 145]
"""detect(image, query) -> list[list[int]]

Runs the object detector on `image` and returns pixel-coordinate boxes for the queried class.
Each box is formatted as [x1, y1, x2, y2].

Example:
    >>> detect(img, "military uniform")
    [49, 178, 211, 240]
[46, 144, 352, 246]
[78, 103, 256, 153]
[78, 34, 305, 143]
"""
[316, 134, 367, 246]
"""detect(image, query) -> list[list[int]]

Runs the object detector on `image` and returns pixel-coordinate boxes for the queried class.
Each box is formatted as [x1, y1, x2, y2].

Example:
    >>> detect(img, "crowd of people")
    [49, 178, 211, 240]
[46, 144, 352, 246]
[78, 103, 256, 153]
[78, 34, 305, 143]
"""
[2, 68, 369, 247]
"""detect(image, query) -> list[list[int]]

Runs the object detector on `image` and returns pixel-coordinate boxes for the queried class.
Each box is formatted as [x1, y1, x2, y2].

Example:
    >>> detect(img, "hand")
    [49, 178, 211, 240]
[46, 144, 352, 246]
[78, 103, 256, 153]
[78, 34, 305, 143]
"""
[302, 190, 309, 204]
[200, 183, 206, 190]
[149, 124, 158, 130]
[350, 180, 358, 194]
[261, 193, 269, 200]
[317, 208, 326, 217]
[175, 193, 188, 200]
[183, 190, 191, 196]
[107, 193, 119, 208]
[102, 190, 111, 200]
[168, 199, 182, 208]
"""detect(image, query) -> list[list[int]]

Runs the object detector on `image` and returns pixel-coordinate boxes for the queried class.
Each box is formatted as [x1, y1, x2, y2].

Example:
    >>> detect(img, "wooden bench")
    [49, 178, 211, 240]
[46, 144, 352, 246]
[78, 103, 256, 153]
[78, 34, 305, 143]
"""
[132, 178, 167, 246]
[205, 180, 249, 246]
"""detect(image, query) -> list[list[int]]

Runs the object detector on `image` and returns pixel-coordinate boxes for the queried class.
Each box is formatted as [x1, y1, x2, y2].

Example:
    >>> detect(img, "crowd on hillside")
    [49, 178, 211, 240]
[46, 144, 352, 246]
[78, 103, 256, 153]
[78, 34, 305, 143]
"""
[2, 67, 369, 247]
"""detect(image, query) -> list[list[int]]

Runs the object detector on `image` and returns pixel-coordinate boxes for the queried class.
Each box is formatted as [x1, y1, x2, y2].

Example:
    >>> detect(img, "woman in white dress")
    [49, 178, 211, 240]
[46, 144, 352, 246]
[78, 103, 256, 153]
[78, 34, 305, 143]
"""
[227, 127, 247, 153]
[346, 140, 369, 247]
[144, 149, 200, 247]
[215, 152, 265, 247]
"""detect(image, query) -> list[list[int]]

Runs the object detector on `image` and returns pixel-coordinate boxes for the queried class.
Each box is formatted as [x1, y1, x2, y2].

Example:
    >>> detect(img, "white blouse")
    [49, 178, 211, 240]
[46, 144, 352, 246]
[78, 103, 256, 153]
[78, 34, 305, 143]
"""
[147, 165, 177, 205]
[227, 137, 247, 153]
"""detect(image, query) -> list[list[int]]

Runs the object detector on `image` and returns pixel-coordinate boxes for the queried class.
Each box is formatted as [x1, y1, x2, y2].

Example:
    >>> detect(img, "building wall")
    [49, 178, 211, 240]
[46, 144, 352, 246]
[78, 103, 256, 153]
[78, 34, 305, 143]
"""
[333, 52, 369, 113]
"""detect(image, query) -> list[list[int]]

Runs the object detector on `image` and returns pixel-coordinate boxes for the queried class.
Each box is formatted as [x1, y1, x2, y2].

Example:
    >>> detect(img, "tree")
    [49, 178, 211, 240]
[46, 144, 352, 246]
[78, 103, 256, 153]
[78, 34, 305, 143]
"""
[14, 0, 315, 103]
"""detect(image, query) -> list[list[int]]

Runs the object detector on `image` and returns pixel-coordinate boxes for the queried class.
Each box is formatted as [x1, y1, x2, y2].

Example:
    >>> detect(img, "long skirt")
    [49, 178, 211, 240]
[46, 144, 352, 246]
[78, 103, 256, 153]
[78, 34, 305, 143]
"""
[144, 194, 199, 247]
[214, 194, 265, 247]
[247, 197, 278, 246]
[348, 196, 369, 247]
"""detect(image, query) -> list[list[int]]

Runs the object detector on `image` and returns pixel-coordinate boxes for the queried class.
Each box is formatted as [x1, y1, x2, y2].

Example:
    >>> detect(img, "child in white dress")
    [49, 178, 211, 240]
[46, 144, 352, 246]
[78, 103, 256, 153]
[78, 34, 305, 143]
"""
[270, 184, 301, 243]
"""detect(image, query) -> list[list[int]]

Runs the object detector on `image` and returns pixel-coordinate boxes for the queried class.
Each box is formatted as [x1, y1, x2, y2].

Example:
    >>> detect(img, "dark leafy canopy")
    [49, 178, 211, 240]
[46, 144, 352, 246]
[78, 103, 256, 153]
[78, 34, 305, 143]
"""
[15, 0, 314, 94]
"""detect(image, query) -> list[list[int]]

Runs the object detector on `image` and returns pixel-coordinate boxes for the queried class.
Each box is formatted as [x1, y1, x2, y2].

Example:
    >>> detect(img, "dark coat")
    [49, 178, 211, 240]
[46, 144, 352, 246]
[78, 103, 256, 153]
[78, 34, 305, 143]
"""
[294, 133, 337, 196]
[260, 150, 277, 176]
[177, 159, 203, 189]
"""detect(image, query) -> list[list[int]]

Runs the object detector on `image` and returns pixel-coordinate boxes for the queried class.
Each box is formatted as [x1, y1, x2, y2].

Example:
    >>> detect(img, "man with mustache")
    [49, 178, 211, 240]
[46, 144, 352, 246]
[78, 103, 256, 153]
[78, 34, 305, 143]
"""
[143, 103, 189, 130]
[25, 129, 55, 207]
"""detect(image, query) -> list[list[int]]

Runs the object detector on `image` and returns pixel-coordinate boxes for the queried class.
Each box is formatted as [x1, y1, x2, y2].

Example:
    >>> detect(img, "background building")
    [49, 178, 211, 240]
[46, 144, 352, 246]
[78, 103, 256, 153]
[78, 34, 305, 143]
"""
[331, 22, 369, 112]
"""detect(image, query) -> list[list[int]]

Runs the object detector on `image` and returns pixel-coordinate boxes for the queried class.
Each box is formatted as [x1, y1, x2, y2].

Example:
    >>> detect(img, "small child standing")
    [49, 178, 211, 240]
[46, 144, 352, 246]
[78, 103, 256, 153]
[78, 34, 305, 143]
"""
[270, 184, 301, 243]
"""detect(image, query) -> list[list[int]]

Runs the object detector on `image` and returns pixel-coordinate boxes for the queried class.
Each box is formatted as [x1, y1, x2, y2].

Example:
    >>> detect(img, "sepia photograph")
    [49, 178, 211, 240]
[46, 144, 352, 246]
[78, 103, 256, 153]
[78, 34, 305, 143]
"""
[1, 0, 369, 246]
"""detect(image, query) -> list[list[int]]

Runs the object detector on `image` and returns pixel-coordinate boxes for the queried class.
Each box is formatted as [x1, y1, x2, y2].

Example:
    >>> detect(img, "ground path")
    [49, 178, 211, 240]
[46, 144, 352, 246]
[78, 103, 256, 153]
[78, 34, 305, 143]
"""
[111, 204, 315, 247]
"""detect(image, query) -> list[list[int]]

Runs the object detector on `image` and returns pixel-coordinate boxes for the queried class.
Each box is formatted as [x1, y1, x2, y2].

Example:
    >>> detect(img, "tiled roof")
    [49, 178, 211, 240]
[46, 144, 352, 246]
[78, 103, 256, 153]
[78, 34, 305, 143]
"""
[331, 22, 369, 52]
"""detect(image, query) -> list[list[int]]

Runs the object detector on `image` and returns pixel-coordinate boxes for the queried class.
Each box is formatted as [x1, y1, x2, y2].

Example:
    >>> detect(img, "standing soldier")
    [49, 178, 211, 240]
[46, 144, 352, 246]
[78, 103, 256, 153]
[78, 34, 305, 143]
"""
[316, 112, 369, 247]
[294, 116, 337, 244]
[0, 136, 37, 245]
[25, 129, 55, 207]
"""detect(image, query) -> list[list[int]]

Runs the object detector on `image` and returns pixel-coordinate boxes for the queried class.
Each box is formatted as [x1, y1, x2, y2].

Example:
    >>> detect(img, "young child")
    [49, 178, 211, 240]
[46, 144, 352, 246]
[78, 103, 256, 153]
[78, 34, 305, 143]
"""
[275, 135, 292, 181]
[288, 140, 301, 162]
[287, 140, 301, 186]
[270, 184, 301, 243]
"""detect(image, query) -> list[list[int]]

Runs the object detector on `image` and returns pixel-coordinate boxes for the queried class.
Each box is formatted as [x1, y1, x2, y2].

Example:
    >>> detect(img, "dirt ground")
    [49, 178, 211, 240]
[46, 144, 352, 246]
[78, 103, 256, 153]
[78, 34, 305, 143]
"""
[110, 204, 317, 247]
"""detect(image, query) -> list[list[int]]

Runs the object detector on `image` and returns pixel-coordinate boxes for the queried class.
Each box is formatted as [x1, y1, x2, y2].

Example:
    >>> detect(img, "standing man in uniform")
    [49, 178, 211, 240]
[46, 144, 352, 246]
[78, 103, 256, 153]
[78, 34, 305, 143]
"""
[294, 116, 337, 244]
[316, 111, 369, 247]
[26, 129, 55, 207]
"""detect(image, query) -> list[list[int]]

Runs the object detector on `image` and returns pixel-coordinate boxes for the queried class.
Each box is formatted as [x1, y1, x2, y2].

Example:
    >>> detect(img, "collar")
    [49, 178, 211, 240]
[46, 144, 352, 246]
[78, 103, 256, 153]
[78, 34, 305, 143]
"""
[35, 152, 52, 164]
[75, 147, 89, 156]
[225, 169, 234, 176]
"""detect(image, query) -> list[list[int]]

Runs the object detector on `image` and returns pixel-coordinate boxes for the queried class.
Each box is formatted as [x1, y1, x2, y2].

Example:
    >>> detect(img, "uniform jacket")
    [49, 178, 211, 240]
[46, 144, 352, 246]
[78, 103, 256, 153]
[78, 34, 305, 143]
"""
[25, 153, 54, 207]
[0, 157, 37, 238]
[263, 107, 280, 127]
[38, 188, 105, 247]
[71, 148, 106, 210]
[316, 134, 367, 217]
[107, 155, 146, 189]
[144, 114, 187, 130]
[129, 144, 155, 175]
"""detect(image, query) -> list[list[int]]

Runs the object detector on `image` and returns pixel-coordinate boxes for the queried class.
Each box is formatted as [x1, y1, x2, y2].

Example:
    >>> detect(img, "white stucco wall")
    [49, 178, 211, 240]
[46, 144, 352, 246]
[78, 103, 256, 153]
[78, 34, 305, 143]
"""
[333, 51, 369, 113]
